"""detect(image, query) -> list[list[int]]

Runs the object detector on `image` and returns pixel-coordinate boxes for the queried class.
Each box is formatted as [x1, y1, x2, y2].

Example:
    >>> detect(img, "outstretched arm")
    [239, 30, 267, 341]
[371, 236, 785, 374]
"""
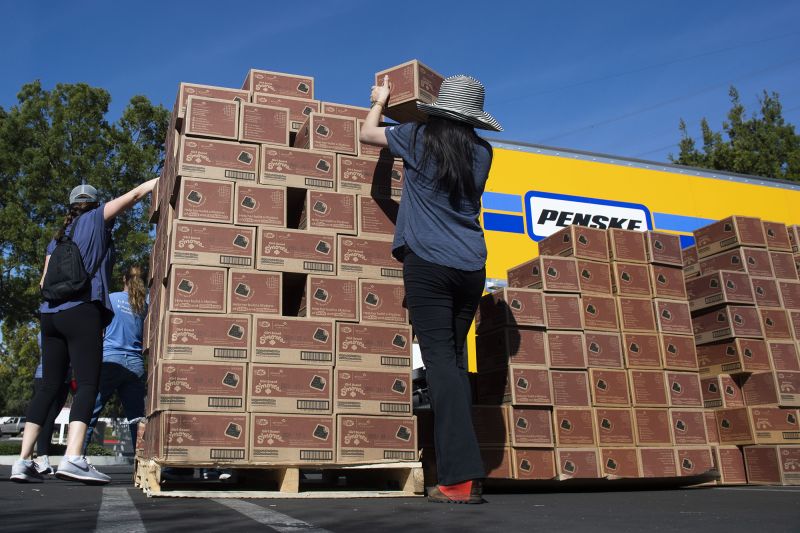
[103, 177, 159, 222]
[359, 75, 390, 147]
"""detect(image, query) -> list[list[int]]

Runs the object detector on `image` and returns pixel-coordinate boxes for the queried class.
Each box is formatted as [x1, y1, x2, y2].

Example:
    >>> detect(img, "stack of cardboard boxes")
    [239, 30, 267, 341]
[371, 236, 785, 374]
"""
[686, 217, 800, 486]
[141, 61, 445, 468]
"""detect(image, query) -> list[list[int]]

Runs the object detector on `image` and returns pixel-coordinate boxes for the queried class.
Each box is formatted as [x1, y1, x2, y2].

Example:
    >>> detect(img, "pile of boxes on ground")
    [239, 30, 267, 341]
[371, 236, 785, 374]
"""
[138, 60, 445, 467]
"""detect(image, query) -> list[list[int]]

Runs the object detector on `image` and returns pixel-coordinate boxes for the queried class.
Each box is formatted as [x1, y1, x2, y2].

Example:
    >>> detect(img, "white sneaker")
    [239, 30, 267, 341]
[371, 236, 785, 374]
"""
[35, 456, 54, 476]
[55, 456, 111, 485]
[10, 459, 45, 483]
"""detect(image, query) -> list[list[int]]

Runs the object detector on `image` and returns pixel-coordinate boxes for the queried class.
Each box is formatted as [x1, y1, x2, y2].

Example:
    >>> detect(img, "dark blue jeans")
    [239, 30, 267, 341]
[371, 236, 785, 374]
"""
[83, 362, 145, 454]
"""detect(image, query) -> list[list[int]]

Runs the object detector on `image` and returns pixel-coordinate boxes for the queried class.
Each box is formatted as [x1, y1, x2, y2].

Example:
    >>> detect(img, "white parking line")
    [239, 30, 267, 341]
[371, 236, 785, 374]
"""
[715, 487, 800, 493]
[95, 486, 146, 533]
[213, 498, 332, 532]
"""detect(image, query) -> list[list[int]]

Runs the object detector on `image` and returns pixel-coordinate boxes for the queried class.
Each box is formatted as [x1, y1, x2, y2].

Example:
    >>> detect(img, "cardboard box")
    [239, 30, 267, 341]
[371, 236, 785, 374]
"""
[576, 259, 613, 295]
[760, 307, 794, 341]
[697, 338, 771, 376]
[622, 333, 662, 369]
[751, 276, 783, 308]
[242, 68, 314, 100]
[660, 334, 698, 371]
[357, 120, 393, 159]
[599, 447, 640, 478]
[336, 415, 417, 463]
[654, 299, 693, 336]
[175, 82, 249, 119]
[611, 262, 652, 297]
[481, 447, 513, 479]
[475, 288, 546, 334]
[476, 365, 553, 406]
[694, 215, 767, 258]
[169, 220, 255, 268]
[682, 245, 701, 279]
[256, 228, 335, 275]
[546, 331, 587, 369]
[336, 322, 412, 369]
[471, 405, 510, 446]
[293, 189, 357, 236]
[507, 256, 580, 292]
[320, 102, 371, 121]
[686, 270, 755, 312]
[376, 59, 444, 123]
[650, 264, 687, 300]
[607, 228, 648, 263]
[675, 446, 714, 477]
[638, 447, 679, 477]
[670, 408, 708, 445]
[778, 280, 800, 310]
[716, 406, 800, 445]
[152, 361, 246, 412]
[162, 312, 250, 362]
[233, 183, 285, 227]
[227, 269, 281, 316]
[770, 251, 800, 280]
[476, 328, 548, 371]
[543, 294, 583, 330]
[333, 367, 412, 416]
[713, 445, 747, 484]
[692, 305, 764, 345]
[184, 96, 239, 140]
[555, 448, 601, 479]
[701, 374, 745, 409]
[509, 407, 554, 447]
[357, 196, 398, 238]
[294, 113, 357, 155]
[743, 445, 800, 485]
[513, 448, 557, 479]
[593, 407, 635, 446]
[179, 136, 259, 183]
[175, 177, 235, 224]
[763, 221, 793, 252]
[584, 331, 624, 369]
[149, 411, 248, 464]
[699, 247, 774, 278]
[705, 410, 720, 444]
[629, 370, 669, 407]
[252, 94, 320, 132]
[337, 155, 403, 199]
[616, 296, 657, 332]
[359, 279, 407, 325]
[589, 369, 630, 407]
[580, 294, 619, 332]
[337, 236, 403, 280]
[633, 408, 673, 446]
[248, 364, 332, 414]
[251, 317, 334, 366]
[551, 370, 591, 407]
[666, 371, 703, 407]
[740, 371, 800, 407]
[769, 341, 800, 371]
[645, 231, 683, 267]
[249, 413, 335, 464]
[238, 102, 289, 146]
[554, 407, 596, 446]
[538, 225, 610, 262]
[788, 225, 800, 253]
[167, 265, 227, 314]
[792, 311, 800, 339]
[301, 276, 358, 321]
[260, 146, 336, 190]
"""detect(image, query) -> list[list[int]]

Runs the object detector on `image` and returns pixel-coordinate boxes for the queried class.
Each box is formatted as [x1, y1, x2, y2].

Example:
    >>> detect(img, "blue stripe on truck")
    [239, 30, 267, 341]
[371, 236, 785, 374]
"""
[653, 212, 715, 234]
[482, 192, 523, 213]
[483, 212, 525, 234]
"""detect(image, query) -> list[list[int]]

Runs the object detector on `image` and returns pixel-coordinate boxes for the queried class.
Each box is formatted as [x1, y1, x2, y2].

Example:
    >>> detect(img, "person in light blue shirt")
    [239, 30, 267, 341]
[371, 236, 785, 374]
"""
[84, 265, 148, 454]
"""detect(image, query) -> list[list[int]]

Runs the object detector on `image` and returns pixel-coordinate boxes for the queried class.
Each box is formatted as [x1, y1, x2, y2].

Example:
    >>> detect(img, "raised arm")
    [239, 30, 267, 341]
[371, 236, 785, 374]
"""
[359, 75, 390, 147]
[103, 177, 159, 222]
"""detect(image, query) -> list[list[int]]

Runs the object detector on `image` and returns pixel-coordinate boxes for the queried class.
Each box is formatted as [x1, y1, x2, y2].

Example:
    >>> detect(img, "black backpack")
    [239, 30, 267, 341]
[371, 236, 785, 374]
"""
[41, 214, 97, 302]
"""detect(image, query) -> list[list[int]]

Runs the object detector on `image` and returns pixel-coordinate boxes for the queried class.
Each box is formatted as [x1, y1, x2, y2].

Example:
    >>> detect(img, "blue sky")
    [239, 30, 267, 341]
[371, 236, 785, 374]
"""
[2, 0, 799, 163]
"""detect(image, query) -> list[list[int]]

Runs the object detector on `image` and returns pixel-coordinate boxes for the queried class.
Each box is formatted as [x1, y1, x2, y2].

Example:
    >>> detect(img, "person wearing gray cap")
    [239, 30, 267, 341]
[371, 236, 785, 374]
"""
[11, 176, 158, 485]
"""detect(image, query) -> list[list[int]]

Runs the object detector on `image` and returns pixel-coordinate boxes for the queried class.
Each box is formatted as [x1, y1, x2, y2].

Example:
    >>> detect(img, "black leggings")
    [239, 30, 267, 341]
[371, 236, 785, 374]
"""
[33, 378, 70, 455]
[30, 303, 104, 425]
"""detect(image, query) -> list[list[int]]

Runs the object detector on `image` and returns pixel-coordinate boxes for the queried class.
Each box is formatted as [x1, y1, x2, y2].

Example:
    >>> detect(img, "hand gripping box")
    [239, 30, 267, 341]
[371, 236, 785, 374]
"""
[759, 307, 794, 341]
[751, 276, 783, 308]
[701, 375, 745, 409]
[337, 236, 403, 281]
[654, 299, 693, 336]
[336, 414, 417, 463]
[576, 259, 613, 295]
[666, 371, 703, 407]
[692, 305, 764, 345]
[616, 296, 657, 332]
[251, 317, 334, 366]
[554, 407, 596, 446]
[593, 407, 635, 446]
[162, 312, 250, 362]
[650, 265, 687, 300]
[300, 276, 358, 321]
[555, 448, 601, 479]
[375, 59, 445, 123]
[611, 262, 652, 297]
[686, 270, 755, 312]
[622, 333, 662, 369]
[600, 447, 641, 478]
[256, 228, 335, 275]
[252, 94, 320, 132]
[716, 406, 800, 445]
[337, 155, 404, 199]
[762, 220, 793, 252]
[238, 102, 289, 146]
[509, 407, 554, 447]
[249, 414, 335, 465]
[699, 247, 774, 278]
[184, 96, 239, 140]
[476, 328, 548, 372]
[247, 364, 332, 414]
[551, 370, 591, 407]
[227, 269, 281, 316]
[538, 225, 610, 262]
[714, 446, 748, 485]
[660, 334, 698, 371]
[357, 196, 398, 238]
[778, 280, 800, 310]
[169, 220, 255, 268]
[294, 113, 357, 155]
[670, 408, 708, 445]
[513, 448, 557, 480]
[633, 408, 673, 446]
[769, 341, 800, 371]
[175, 177, 235, 224]
[152, 361, 246, 412]
[294, 189, 357, 236]
[629, 370, 669, 407]
[233, 182, 286, 227]
[638, 447, 679, 477]
[771, 251, 800, 280]
[476, 365, 553, 406]
[544, 294, 584, 330]
[475, 288, 546, 334]
[696, 338, 771, 376]
[175, 82, 249, 119]
[682, 245, 701, 279]
[740, 371, 800, 407]
[607, 228, 648, 263]
[581, 294, 619, 332]
[167, 265, 227, 314]
[471, 405, 511, 446]
[694, 215, 767, 258]
[179, 136, 259, 183]
[743, 445, 800, 485]
[590, 369, 631, 407]
[150, 410, 248, 464]
[546, 331, 587, 369]
[242, 68, 314, 100]
[584, 331, 624, 369]
[260, 146, 336, 190]
[645, 231, 683, 267]
[334, 367, 412, 416]
[506, 256, 580, 292]
[359, 279, 407, 325]
[336, 322, 412, 369]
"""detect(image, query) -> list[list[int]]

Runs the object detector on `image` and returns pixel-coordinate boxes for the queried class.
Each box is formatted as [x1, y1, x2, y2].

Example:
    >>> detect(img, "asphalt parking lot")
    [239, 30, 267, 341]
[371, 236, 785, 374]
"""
[1, 465, 798, 532]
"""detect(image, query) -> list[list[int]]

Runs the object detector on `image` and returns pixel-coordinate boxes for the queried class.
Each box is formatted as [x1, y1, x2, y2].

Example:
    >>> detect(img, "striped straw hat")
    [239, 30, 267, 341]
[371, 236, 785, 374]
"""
[417, 75, 503, 132]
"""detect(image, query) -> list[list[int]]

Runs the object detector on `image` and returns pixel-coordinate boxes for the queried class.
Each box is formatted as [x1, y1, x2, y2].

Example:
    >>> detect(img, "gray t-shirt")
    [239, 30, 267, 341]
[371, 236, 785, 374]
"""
[385, 123, 492, 271]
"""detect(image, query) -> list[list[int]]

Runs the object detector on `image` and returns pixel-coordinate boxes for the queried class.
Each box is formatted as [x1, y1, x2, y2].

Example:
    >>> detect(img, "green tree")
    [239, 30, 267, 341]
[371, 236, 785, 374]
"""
[0, 81, 168, 413]
[671, 87, 800, 181]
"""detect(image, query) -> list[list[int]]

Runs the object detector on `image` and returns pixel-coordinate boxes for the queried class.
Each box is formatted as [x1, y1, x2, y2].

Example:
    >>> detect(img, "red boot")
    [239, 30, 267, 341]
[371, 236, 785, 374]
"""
[427, 479, 485, 504]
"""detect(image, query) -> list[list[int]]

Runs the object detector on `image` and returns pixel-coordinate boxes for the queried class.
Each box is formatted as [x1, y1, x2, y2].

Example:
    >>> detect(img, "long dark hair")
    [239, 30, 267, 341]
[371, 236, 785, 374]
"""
[124, 265, 147, 317]
[54, 202, 99, 240]
[418, 116, 482, 209]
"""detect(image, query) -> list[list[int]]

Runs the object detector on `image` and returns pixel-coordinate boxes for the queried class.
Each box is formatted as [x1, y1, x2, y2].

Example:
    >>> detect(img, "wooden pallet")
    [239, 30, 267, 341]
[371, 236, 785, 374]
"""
[134, 459, 424, 499]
